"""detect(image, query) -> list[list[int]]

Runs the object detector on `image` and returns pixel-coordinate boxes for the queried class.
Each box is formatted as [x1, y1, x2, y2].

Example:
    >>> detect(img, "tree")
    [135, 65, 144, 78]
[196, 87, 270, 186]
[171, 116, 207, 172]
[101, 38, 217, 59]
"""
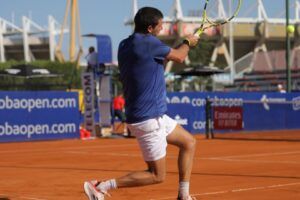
[189, 38, 215, 66]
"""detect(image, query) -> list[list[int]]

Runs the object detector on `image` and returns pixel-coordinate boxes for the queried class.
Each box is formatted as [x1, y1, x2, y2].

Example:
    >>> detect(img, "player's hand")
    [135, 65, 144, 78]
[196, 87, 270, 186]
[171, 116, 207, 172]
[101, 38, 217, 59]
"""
[185, 35, 199, 47]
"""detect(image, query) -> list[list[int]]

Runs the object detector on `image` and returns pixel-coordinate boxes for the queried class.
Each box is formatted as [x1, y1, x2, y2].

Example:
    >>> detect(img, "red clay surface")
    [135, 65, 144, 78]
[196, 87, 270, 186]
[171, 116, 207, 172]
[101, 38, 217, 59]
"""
[0, 132, 300, 200]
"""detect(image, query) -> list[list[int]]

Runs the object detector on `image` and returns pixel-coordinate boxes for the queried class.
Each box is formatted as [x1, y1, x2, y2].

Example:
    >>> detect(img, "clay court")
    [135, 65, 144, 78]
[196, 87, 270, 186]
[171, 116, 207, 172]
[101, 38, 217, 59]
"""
[0, 130, 300, 200]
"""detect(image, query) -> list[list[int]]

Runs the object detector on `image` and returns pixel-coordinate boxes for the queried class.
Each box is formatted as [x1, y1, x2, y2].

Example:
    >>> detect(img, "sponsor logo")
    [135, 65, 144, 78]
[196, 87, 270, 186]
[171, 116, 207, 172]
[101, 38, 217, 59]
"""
[181, 96, 191, 103]
[260, 95, 286, 111]
[191, 98, 206, 107]
[174, 115, 188, 125]
[0, 122, 77, 138]
[82, 72, 95, 133]
[212, 96, 243, 107]
[169, 96, 192, 104]
[168, 96, 206, 107]
[193, 121, 206, 130]
[292, 96, 300, 111]
[0, 96, 76, 112]
[260, 95, 269, 110]
[169, 96, 244, 108]
[170, 96, 181, 103]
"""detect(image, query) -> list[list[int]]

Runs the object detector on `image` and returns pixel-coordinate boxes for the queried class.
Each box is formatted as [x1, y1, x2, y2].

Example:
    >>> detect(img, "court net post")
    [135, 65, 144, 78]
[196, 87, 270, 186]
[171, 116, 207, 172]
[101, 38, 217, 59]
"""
[205, 97, 214, 139]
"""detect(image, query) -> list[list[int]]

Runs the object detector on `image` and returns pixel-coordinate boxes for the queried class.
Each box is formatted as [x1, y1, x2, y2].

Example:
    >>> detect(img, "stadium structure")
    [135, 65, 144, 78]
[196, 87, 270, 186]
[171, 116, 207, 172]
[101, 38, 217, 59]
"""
[0, 15, 68, 63]
[126, 0, 300, 92]
[0, 0, 83, 68]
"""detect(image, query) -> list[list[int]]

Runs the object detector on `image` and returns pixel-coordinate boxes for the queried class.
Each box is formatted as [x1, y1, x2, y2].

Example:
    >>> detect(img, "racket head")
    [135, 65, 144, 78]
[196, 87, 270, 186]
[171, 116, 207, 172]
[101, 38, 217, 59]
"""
[195, 0, 242, 36]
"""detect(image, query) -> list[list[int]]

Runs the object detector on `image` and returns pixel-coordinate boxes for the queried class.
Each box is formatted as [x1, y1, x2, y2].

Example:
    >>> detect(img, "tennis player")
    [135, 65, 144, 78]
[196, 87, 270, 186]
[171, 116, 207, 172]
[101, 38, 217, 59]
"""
[84, 7, 198, 200]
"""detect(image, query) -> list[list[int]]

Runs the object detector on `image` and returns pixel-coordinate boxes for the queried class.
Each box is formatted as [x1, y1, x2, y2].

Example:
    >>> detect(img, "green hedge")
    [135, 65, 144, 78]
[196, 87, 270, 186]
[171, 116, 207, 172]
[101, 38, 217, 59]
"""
[0, 60, 83, 91]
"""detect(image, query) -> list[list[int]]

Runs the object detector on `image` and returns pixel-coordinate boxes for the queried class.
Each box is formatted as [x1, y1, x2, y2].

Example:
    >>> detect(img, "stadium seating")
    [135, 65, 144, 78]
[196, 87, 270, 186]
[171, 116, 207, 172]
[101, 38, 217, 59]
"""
[226, 50, 300, 92]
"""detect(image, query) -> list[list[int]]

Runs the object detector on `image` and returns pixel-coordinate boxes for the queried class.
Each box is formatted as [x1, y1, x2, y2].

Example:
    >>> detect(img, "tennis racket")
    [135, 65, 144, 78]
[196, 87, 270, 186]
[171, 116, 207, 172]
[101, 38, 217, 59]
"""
[194, 0, 242, 37]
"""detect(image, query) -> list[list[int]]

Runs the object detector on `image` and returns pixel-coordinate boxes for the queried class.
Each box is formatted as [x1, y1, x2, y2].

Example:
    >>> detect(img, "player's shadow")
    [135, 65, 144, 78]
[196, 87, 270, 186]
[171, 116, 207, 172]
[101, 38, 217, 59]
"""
[0, 197, 10, 200]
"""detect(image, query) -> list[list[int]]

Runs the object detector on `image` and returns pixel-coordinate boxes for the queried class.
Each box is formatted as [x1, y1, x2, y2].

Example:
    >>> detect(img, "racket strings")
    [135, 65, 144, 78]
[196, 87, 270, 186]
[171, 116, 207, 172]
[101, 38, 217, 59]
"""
[199, 0, 242, 32]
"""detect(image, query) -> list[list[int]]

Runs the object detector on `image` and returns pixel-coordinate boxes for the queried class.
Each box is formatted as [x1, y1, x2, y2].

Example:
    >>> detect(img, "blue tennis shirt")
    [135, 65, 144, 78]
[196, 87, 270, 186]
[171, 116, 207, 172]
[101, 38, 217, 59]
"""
[118, 33, 171, 123]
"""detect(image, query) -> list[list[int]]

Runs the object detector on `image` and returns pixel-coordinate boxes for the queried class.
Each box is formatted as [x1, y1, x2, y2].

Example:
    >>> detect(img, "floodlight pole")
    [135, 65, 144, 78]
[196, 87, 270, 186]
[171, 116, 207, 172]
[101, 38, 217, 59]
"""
[229, 0, 235, 84]
[286, 0, 292, 92]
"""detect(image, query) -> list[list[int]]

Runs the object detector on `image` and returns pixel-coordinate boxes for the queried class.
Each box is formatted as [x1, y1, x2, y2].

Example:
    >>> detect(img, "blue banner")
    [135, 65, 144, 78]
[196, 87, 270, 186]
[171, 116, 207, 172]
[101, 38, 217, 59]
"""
[96, 35, 112, 63]
[0, 91, 80, 142]
[166, 92, 300, 134]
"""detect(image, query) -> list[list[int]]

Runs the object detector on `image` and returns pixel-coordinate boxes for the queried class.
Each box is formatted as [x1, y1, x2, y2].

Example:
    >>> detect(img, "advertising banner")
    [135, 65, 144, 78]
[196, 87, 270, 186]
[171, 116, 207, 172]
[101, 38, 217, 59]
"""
[81, 72, 95, 135]
[213, 106, 243, 130]
[166, 92, 300, 134]
[0, 91, 80, 142]
[96, 35, 112, 63]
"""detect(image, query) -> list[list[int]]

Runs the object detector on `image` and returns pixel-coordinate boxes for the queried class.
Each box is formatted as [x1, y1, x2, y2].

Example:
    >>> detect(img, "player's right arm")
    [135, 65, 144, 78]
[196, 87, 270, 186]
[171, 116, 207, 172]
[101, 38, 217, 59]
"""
[166, 35, 199, 63]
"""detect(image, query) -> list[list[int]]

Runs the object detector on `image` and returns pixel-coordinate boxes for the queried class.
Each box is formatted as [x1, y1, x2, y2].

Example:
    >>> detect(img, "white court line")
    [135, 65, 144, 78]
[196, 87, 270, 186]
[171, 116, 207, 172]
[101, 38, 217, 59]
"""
[21, 197, 47, 200]
[205, 151, 300, 159]
[149, 182, 300, 200]
[65, 151, 300, 164]
[1, 142, 299, 160]
[2, 145, 300, 166]
[66, 150, 300, 159]
[0, 194, 47, 200]
[0, 144, 136, 154]
[66, 151, 142, 157]
[67, 150, 300, 160]
[208, 158, 300, 164]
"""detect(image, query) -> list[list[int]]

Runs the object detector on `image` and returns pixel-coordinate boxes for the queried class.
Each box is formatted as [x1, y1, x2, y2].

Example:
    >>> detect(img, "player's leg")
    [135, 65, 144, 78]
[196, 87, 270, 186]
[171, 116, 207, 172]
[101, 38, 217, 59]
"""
[84, 158, 166, 200]
[115, 117, 168, 187]
[84, 117, 168, 199]
[166, 118, 196, 200]
[167, 124, 196, 181]
[115, 157, 166, 187]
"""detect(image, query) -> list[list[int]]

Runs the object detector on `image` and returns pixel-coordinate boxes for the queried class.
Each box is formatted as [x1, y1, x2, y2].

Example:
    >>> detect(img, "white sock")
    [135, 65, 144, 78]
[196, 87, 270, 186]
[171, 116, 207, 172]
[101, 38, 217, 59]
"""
[178, 181, 190, 199]
[97, 179, 118, 192]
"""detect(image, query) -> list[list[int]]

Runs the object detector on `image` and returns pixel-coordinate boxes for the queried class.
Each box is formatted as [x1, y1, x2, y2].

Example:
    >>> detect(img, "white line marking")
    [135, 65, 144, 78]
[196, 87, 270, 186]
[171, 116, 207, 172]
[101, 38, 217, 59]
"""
[68, 150, 300, 160]
[0, 194, 47, 200]
[65, 151, 300, 164]
[149, 182, 300, 200]
[66, 151, 141, 157]
[205, 151, 300, 159]
[208, 158, 300, 164]
[21, 197, 47, 200]
[0, 144, 136, 154]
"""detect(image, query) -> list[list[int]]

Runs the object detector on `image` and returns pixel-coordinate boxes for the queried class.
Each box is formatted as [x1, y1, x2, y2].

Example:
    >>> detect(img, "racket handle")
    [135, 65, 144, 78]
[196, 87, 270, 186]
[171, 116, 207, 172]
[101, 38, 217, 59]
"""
[194, 29, 203, 37]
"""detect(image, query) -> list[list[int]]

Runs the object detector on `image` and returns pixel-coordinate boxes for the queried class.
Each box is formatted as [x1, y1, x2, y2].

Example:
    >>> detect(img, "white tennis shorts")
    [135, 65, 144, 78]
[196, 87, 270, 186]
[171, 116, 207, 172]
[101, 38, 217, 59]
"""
[127, 114, 177, 162]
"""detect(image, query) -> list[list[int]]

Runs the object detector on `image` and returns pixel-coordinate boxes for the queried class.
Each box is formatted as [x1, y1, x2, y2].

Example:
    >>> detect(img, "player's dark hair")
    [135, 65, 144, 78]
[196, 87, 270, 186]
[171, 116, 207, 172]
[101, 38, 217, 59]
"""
[134, 7, 163, 33]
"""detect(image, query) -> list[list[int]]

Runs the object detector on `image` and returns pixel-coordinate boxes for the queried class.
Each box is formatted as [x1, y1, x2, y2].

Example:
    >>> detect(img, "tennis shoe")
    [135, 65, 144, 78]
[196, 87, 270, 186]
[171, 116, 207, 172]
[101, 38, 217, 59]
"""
[177, 195, 197, 200]
[84, 180, 111, 200]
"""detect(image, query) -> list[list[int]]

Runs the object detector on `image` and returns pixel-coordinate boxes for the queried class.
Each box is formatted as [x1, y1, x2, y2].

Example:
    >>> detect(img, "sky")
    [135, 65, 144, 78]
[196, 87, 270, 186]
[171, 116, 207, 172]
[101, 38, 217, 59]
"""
[0, 0, 293, 62]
